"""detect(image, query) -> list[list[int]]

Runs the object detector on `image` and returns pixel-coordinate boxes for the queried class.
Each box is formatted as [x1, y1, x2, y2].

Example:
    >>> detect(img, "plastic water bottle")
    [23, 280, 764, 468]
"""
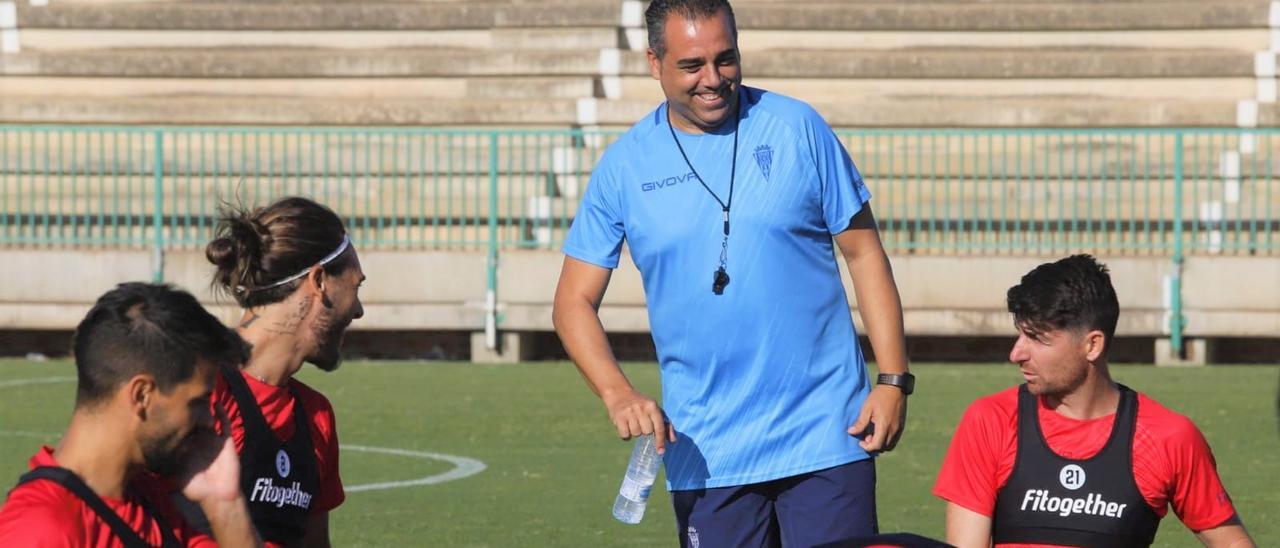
[612, 434, 661, 524]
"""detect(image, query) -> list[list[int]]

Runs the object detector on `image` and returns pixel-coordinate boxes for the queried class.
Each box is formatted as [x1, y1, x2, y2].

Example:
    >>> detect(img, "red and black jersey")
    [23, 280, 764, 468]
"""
[221, 364, 321, 546]
[0, 447, 213, 548]
[991, 384, 1160, 547]
[213, 369, 345, 513]
[934, 385, 1238, 548]
[212, 367, 344, 547]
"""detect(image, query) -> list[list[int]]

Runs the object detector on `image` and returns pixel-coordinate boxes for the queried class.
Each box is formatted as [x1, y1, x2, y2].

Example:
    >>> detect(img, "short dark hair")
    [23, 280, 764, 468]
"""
[645, 0, 737, 59]
[1007, 254, 1120, 344]
[206, 196, 352, 308]
[72, 283, 249, 407]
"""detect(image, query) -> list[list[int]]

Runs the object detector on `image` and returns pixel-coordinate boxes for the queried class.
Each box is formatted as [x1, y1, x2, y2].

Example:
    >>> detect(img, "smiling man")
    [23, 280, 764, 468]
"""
[553, 0, 911, 545]
[934, 255, 1255, 548]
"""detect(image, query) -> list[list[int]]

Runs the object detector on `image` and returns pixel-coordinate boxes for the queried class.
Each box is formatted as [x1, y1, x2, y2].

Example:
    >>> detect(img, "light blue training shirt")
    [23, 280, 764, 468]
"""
[563, 87, 875, 490]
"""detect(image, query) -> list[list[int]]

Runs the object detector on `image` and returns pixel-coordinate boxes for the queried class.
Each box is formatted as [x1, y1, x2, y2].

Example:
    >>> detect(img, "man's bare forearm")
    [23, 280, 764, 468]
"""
[553, 292, 633, 401]
[848, 249, 908, 375]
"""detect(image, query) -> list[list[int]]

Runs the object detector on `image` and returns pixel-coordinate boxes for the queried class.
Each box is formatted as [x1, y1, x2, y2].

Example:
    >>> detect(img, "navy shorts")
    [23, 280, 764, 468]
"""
[671, 459, 878, 548]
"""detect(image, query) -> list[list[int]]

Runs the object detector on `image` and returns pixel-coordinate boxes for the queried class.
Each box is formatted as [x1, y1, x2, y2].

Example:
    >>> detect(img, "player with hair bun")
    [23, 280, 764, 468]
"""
[190, 196, 366, 548]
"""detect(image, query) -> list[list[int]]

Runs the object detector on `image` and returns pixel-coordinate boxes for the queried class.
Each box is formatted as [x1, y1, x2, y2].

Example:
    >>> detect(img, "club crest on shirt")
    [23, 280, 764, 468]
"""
[276, 449, 292, 478]
[753, 145, 773, 181]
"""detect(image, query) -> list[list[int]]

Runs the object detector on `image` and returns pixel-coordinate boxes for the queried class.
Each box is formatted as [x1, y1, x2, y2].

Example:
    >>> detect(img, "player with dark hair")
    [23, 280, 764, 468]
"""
[554, 0, 911, 545]
[193, 196, 365, 547]
[934, 255, 1255, 547]
[0, 283, 261, 547]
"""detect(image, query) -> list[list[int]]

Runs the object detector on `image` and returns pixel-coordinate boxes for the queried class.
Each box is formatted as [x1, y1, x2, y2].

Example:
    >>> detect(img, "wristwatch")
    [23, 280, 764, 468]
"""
[876, 372, 915, 396]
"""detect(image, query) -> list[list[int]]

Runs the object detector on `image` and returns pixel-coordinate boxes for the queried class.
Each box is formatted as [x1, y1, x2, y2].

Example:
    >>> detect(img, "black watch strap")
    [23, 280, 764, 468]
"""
[877, 372, 915, 395]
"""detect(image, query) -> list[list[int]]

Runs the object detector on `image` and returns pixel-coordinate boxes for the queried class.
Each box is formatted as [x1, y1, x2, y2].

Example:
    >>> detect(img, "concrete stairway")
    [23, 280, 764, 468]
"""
[1, 1, 1276, 258]
[0, 0, 1273, 127]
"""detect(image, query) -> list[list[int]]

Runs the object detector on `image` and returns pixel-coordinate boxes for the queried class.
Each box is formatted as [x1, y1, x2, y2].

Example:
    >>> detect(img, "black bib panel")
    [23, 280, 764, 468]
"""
[223, 366, 320, 547]
[992, 384, 1160, 548]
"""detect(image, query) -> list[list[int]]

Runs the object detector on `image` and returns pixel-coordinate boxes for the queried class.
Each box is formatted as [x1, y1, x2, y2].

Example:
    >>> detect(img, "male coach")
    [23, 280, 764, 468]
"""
[0, 283, 262, 547]
[553, 0, 911, 545]
[934, 255, 1255, 547]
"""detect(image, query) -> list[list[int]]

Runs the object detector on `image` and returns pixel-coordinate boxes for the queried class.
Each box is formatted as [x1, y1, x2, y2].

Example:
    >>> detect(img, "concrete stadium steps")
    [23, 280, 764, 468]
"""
[0, 47, 1258, 78]
[0, 76, 598, 100]
[730, 3, 1268, 31]
[731, 0, 1260, 4]
[0, 49, 617, 77]
[1, 42, 1263, 126]
[18, 74, 1243, 104]
[7, 95, 1280, 127]
[17, 28, 621, 51]
[13, 3, 624, 30]
[3, 130, 1276, 180]
[737, 48, 1254, 79]
[0, 96, 584, 125]
[14, 2, 1267, 32]
[619, 78, 1257, 102]
[2, 1, 1265, 129]
[36, 0, 519, 4]
[592, 97, 1280, 128]
[17, 27, 1266, 54]
[736, 29, 1267, 52]
[73, 0, 1263, 4]
[22, 28, 1269, 53]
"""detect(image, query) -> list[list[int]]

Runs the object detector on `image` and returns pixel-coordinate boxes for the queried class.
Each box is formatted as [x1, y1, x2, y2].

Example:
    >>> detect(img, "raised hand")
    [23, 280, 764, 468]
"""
[179, 407, 242, 504]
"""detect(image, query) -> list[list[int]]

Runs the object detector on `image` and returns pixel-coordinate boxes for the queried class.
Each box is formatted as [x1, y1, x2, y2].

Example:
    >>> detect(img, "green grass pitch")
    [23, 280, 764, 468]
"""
[1, 359, 1276, 546]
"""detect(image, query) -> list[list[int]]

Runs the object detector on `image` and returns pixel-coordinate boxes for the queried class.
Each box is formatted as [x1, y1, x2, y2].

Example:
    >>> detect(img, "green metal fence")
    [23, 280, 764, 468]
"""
[0, 126, 610, 251]
[4, 125, 1278, 356]
[2, 126, 1276, 257]
[852, 129, 1278, 257]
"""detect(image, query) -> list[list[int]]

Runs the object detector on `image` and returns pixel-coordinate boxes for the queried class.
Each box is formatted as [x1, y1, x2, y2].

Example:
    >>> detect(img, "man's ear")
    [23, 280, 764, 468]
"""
[304, 265, 335, 308]
[1083, 329, 1107, 362]
[304, 264, 327, 297]
[125, 374, 157, 420]
[647, 48, 662, 80]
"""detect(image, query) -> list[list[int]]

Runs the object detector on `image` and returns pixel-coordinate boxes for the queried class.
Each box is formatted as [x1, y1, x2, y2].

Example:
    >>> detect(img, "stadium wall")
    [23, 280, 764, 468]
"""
[2, 250, 1275, 364]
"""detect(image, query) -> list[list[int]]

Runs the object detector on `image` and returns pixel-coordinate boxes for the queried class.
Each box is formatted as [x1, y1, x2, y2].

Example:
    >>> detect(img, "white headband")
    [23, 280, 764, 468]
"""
[235, 234, 351, 295]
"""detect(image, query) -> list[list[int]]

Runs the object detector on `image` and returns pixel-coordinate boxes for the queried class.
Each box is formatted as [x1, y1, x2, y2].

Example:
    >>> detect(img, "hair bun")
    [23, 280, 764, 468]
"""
[204, 237, 239, 269]
[206, 214, 266, 296]
[208, 197, 346, 307]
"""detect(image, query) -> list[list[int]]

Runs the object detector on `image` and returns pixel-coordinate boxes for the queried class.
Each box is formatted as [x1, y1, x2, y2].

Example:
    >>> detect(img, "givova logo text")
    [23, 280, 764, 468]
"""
[641, 172, 698, 192]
